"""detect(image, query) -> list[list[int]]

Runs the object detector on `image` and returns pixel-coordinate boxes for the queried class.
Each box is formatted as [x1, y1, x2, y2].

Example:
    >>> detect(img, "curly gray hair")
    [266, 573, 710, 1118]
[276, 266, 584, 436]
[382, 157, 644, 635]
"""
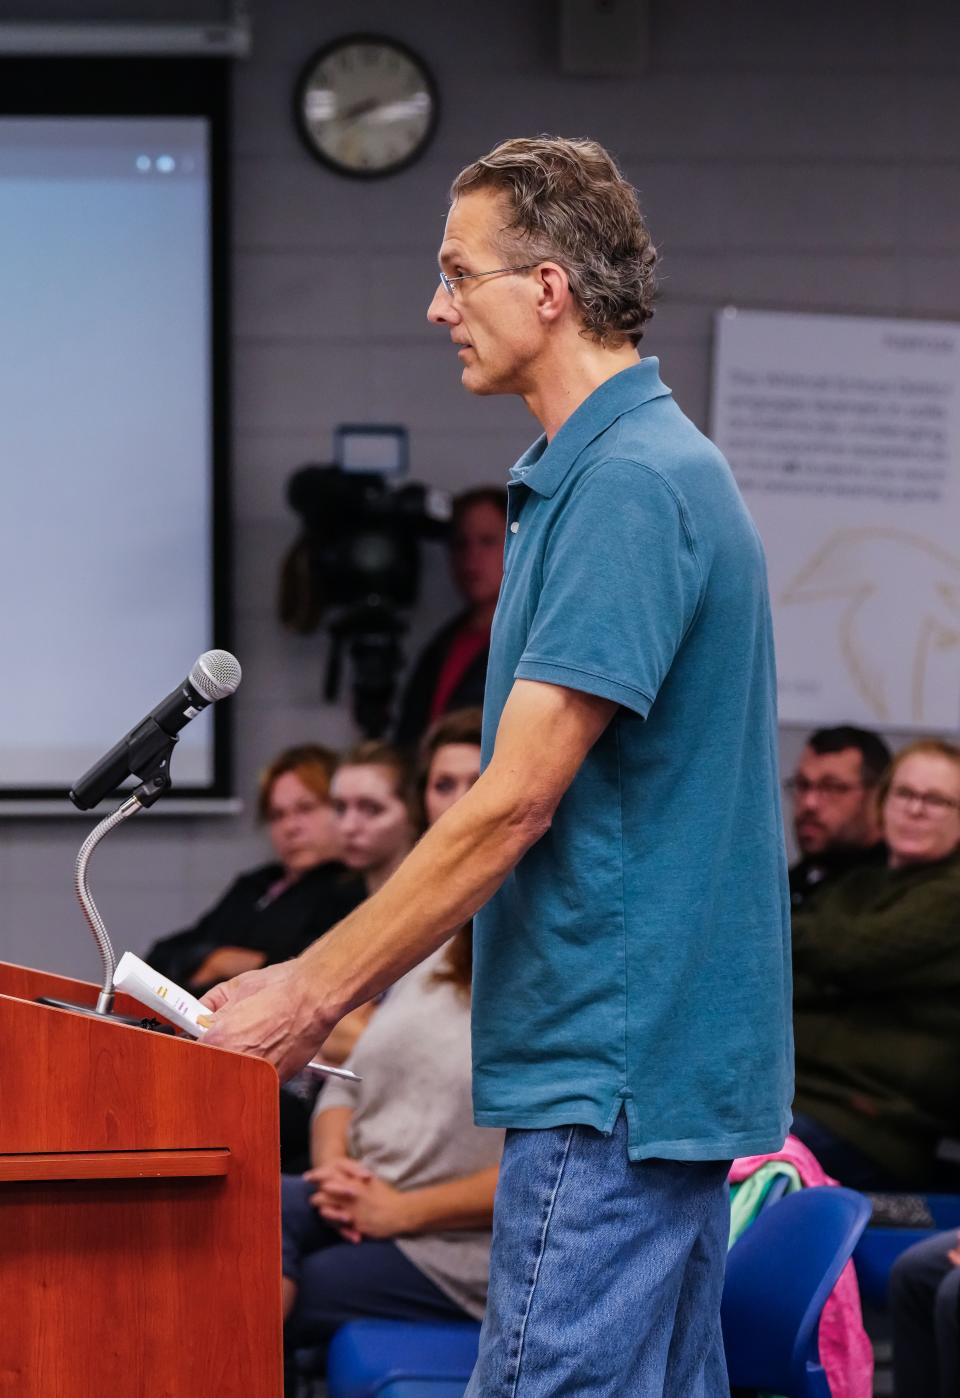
[450, 135, 657, 347]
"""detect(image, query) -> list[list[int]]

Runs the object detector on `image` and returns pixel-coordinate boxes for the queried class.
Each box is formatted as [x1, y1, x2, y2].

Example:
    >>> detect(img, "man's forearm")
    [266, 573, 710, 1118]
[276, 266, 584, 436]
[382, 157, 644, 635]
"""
[197, 681, 615, 1078]
[297, 765, 548, 1021]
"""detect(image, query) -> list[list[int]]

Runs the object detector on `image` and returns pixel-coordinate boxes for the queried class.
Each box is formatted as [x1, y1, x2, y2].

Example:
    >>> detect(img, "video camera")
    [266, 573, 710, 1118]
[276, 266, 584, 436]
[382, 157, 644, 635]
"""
[279, 463, 451, 737]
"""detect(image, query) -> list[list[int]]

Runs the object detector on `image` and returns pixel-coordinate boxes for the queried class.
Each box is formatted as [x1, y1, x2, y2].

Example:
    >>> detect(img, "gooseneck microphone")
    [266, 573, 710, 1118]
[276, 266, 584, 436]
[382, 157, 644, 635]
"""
[69, 650, 242, 811]
[49, 650, 243, 1016]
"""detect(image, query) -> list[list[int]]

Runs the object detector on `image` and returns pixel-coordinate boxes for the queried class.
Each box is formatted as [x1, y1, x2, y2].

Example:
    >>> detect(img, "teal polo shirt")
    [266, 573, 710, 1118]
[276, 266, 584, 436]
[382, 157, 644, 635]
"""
[472, 358, 793, 1162]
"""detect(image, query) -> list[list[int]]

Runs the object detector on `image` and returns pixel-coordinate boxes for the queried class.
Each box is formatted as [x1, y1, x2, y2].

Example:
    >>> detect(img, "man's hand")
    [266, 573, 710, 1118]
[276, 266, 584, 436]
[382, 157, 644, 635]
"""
[198, 960, 335, 1081]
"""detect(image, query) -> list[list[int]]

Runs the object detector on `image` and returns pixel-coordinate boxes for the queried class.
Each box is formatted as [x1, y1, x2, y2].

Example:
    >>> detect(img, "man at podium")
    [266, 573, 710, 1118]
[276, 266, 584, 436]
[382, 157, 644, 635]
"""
[202, 134, 792, 1398]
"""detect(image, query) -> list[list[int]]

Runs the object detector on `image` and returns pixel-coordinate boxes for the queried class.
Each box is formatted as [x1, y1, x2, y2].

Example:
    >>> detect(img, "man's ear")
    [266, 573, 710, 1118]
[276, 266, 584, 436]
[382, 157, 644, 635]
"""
[534, 262, 573, 327]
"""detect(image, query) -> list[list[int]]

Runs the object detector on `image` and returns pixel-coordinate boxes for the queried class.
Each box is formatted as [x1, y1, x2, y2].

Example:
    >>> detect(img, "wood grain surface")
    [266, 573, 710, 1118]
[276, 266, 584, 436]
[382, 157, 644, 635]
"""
[0, 1148, 231, 1182]
[0, 962, 283, 1397]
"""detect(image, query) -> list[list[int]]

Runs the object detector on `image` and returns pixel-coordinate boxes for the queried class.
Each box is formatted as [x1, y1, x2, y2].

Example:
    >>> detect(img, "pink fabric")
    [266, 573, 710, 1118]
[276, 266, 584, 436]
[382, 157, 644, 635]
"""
[729, 1135, 874, 1398]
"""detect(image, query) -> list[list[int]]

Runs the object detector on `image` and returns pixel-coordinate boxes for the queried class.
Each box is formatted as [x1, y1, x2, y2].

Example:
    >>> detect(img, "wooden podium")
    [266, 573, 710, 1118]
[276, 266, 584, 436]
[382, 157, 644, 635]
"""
[0, 961, 283, 1397]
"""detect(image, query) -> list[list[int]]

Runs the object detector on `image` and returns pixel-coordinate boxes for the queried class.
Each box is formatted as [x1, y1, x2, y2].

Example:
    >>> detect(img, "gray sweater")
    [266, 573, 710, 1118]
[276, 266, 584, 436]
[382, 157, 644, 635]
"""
[318, 948, 504, 1319]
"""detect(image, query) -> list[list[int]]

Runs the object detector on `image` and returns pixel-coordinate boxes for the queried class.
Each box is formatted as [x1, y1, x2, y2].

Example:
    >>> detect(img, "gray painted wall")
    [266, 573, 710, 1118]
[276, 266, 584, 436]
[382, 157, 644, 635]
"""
[2, 0, 959, 978]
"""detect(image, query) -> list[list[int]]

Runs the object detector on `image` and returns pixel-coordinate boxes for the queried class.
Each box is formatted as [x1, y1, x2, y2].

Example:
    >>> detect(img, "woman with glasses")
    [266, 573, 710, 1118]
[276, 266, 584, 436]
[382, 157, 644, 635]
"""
[791, 738, 960, 1190]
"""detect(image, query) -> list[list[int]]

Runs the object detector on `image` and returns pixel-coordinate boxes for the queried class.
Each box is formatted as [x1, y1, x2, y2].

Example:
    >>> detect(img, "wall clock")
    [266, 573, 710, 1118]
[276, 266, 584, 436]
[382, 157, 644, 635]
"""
[295, 34, 439, 179]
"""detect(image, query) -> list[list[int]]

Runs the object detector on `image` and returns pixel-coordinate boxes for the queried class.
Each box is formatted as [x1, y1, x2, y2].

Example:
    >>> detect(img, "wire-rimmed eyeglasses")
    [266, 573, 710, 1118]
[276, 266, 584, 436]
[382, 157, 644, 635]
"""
[438, 263, 538, 296]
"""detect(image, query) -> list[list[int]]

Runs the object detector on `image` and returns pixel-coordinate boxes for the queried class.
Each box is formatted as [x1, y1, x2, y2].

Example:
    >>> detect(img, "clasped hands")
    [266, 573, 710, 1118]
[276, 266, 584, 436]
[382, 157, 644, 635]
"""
[306, 1156, 411, 1245]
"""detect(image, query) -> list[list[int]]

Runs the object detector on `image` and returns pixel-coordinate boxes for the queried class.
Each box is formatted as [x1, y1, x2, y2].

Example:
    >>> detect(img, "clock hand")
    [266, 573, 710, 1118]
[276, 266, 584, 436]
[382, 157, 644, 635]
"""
[336, 97, 381, 125]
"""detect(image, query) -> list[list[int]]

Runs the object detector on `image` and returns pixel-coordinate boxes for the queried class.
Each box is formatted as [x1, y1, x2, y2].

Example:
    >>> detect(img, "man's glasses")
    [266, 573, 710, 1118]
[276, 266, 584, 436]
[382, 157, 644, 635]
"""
[783, 776, 867, 800]
[887, 784, 960, 816]
[438, 263, 538, 297]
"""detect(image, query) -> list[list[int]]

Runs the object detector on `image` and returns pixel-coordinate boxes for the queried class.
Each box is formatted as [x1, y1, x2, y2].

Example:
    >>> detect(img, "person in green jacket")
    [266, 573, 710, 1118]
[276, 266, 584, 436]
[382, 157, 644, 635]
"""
[791, 737, 960, 1189]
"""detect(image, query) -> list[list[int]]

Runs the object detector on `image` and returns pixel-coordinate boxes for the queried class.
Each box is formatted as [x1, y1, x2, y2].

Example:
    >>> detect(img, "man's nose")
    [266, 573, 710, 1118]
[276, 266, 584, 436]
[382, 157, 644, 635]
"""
[427, 284, 457, 324]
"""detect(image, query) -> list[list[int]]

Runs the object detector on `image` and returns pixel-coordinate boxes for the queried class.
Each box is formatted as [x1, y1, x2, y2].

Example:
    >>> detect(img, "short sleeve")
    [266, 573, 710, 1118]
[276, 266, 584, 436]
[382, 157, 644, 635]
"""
[311, 1066, 359, 1117]
[516, 460, 703, 715]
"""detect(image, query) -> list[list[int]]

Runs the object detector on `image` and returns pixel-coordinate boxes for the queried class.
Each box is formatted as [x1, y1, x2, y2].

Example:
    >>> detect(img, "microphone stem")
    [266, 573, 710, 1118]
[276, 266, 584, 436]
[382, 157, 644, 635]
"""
[74, 795, 145, 1014]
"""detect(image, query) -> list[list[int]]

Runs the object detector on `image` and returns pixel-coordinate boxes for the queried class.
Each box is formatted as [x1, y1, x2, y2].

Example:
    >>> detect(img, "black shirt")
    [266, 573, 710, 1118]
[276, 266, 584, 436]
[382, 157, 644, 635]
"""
[146, 860, 364, 985]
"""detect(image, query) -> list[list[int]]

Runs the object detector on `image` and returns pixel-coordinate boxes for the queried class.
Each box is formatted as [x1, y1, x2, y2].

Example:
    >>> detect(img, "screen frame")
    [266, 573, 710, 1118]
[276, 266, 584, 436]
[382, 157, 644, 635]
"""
[0, 57, 233, 809]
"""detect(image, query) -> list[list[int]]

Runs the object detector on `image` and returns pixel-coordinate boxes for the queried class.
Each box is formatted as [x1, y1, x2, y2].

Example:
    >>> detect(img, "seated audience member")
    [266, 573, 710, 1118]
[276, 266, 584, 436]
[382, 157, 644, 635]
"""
[785, 724, 892, 909]
[147, 744, 363, 991]
[281, 710, 501, 1370]
[791, 738, 960, 1189]
[394, 487, 507, 748]
[280, 740, 420, 1174]
[317, 740, 420, 1063]
[328, 740, 419, 896]
[890, 1228, 960, 1398]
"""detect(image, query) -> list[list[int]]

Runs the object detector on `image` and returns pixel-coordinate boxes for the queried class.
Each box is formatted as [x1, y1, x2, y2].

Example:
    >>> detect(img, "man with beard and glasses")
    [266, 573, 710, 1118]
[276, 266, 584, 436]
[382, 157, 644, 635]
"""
[785, 725, 892, 910]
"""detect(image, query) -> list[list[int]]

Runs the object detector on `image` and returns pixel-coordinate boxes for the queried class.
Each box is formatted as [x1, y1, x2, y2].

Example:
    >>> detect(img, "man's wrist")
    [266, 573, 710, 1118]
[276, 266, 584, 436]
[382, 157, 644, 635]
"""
[287, 954, 344, 1044]
[296, 940, 354, 1033]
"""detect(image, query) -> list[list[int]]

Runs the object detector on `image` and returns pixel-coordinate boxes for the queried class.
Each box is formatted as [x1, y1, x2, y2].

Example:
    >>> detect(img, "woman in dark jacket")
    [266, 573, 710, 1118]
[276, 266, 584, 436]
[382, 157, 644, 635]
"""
[147, 744, 363, 990]
[792, 738, 960, 1189]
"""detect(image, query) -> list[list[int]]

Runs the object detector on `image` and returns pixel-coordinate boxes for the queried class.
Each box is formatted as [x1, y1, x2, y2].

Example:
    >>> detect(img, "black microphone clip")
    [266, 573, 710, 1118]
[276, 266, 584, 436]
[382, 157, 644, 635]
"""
[69, 714, 177, 811]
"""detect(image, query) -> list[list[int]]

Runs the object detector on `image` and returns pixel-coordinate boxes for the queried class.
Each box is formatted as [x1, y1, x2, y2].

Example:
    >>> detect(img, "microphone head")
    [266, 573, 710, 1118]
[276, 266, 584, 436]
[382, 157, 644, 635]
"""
[190, 649, 242, 702]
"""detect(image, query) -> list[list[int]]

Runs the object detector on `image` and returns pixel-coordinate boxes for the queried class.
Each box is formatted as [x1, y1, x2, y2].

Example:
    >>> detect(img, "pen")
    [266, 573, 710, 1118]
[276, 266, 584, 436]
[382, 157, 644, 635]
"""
[306, 1059, 362, 1082]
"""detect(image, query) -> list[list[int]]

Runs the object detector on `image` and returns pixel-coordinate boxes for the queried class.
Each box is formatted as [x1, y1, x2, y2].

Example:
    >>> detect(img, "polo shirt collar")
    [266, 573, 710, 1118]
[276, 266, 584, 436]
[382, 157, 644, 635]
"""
[511, 358, 672, 499]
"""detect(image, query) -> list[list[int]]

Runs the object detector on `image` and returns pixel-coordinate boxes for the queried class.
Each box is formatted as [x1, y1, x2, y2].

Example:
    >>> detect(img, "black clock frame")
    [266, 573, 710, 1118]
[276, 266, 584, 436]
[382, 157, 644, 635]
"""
[293, 32, 440, 180]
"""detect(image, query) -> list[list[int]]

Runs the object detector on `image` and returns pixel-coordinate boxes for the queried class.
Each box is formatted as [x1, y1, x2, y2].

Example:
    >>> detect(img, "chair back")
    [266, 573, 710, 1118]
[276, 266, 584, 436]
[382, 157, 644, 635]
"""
[722, 1185, 871, 1398]
[377, 1384, 468, 1398]
[326, 1319, 480, 1398]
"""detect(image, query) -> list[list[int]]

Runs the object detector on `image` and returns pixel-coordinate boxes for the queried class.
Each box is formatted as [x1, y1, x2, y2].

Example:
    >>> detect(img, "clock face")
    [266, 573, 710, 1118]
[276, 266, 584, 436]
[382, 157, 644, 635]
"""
[295, 35, 438, 178]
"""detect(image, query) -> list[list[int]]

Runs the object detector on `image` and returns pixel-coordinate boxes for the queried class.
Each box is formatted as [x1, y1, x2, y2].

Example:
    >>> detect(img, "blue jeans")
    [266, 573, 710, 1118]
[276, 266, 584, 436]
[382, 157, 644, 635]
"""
[466, 1111, 731, 1397]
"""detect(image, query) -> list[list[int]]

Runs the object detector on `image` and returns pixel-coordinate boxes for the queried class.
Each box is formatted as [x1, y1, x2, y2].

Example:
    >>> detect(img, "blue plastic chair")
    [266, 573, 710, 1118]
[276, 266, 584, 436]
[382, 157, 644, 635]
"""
[377, 1384, 467, 1398]
[927, 1194, 960, 1228]
[326, 1319, 480, 1398]
[854, 1192, 960, 1308]
[721, 1185, 871, 1398]
[854, 1225, 931, 1309]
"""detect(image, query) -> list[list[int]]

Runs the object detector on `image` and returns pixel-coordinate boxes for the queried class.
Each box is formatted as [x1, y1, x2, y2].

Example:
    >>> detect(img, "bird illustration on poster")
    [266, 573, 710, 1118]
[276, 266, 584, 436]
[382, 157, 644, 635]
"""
[781, 528, 960, 725]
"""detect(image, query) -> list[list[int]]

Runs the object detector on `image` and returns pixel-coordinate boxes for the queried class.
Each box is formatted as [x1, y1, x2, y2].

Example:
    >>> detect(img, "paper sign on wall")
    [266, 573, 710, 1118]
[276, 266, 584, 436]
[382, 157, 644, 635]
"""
[711, 308, 960, 733]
